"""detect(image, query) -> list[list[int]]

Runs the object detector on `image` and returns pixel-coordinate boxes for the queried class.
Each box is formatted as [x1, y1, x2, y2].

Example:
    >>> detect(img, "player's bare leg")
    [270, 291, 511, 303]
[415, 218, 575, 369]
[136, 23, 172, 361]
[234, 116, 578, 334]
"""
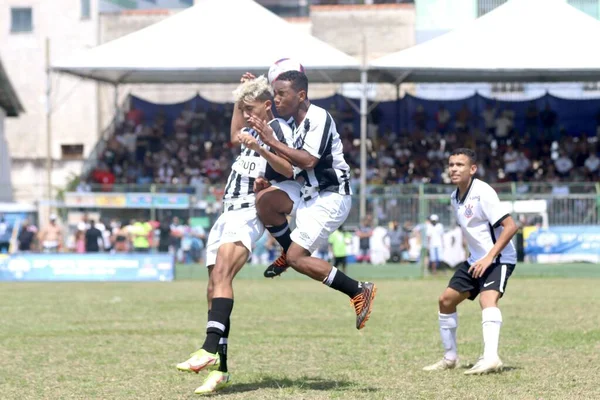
[423, 287, 470, 371]
[256, 187, 294, 277]
[177, 241, 248, 394]
[286, 242, 377, 330]
[464, 290, 504, 375]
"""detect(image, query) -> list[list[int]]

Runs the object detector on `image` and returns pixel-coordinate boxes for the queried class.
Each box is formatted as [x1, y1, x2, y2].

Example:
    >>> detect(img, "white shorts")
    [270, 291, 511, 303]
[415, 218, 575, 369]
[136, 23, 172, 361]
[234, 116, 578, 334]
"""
[270, 180, 302, 217]
[291, 192, 351, 254]
[205, 206, 265, 268]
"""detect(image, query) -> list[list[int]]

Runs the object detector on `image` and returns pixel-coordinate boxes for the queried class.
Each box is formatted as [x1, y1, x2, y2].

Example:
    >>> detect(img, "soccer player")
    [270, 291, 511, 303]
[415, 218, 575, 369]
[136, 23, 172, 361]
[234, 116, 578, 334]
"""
[176, 76, 300, 395]
[249, 70, 376, 330]
[423, 148, 518, 375]
[426, 214, 444, 274]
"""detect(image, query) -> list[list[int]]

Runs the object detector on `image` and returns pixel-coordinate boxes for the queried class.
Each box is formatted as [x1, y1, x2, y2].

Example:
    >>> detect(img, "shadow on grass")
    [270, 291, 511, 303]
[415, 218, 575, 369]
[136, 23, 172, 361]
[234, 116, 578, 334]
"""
[224, 375, 378, 394]
[459, 363, 521, 373]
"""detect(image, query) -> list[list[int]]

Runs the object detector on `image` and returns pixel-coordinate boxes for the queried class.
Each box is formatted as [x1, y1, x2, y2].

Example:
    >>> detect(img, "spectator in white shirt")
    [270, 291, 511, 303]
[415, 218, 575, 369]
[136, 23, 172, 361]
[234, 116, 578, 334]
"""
[584, 151, 600, 179]
[503, 145, 520, 181]
[554, 151, 574, 178]
[481, 104, 497, 134]
[495, 111, 513, 145]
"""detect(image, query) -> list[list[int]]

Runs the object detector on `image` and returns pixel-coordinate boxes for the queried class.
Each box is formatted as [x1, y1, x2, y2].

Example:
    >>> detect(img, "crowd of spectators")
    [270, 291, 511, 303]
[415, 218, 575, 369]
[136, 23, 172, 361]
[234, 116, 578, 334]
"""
[86, 100, 600, 198]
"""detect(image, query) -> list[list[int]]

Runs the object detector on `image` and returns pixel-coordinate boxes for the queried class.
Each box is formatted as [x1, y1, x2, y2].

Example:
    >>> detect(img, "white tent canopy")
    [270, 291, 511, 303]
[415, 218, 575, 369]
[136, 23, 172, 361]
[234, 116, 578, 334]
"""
[52, 0, 360, 84]
[370, 0, 600, 83]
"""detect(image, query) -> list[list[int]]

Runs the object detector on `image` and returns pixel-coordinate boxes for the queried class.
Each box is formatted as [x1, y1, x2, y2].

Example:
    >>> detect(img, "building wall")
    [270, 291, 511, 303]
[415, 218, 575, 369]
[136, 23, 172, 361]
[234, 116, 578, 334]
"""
[310, 4, 415, 61]
[0, 107, 13, 202]
[0, 0, 101, 202]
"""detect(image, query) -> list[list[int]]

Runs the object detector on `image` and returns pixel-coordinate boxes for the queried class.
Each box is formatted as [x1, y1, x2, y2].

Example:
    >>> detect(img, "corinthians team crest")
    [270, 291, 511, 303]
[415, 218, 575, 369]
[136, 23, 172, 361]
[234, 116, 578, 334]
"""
[464, 204, 474, 218]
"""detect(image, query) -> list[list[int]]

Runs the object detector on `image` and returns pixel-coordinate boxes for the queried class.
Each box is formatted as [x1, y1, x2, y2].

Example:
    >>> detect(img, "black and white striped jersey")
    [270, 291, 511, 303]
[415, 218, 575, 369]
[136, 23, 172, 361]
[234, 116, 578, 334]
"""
[290, 104, 352, 197]
[222, 118, 293, 211]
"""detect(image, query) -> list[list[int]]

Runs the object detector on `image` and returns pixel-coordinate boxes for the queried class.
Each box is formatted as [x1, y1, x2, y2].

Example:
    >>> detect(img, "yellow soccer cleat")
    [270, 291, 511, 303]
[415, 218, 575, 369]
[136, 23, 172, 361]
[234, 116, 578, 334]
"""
[176, 349, 220, 374]
[422, 358, 459, 371]
[194, 370, 231, 395]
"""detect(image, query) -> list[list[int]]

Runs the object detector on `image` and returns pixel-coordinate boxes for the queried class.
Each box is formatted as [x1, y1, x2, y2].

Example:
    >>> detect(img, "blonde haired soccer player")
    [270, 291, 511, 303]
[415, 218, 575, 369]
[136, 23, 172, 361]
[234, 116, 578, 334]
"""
[423, 148, 518, 375]
[175, 75, 301, 395]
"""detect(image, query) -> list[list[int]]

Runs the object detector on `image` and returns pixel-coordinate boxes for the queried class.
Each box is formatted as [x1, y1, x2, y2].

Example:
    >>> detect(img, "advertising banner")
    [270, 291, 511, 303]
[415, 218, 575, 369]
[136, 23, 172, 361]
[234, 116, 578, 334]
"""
[525, 226, 600, 263]
[0, 253, 174, 282]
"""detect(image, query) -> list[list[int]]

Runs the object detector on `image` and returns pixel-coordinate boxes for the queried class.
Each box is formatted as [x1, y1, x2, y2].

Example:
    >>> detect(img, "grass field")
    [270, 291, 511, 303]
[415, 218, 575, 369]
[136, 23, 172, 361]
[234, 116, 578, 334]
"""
[2, 263, 600, 399]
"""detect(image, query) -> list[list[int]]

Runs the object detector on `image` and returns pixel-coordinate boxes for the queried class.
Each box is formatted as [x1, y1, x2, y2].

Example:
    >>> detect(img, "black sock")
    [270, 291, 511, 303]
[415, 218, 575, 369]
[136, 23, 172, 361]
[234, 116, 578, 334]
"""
[217, 317, 230, 373]
[202, 298, 234, 354]
[323, 267, 361, 298]
[267, 221, 292, 252]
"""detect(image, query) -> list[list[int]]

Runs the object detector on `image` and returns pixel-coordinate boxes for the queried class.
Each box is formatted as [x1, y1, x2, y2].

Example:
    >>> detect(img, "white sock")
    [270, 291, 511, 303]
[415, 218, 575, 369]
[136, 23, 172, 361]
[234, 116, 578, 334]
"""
[323, 267, 337, 286]
[482, 307, 502, 360]
[438, 312, 458, 361]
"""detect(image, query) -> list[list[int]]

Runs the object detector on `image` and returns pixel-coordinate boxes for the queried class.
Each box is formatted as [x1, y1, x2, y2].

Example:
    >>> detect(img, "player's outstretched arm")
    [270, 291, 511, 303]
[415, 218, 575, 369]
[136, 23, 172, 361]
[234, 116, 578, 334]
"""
[248, 116, 318, 170]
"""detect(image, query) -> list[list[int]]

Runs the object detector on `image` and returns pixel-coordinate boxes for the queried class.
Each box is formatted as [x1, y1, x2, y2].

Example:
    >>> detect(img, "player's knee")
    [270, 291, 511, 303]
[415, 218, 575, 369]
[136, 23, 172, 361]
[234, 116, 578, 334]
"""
[212, 253, 235, 283]
[286, 248, 303, 269]
[438, 294, 456, 310]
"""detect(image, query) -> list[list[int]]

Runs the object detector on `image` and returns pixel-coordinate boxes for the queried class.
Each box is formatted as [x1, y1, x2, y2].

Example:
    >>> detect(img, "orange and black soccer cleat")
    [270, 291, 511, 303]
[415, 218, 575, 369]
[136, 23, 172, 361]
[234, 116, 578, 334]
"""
[263, 252, 289, 278]
[351, 282, 377, 329]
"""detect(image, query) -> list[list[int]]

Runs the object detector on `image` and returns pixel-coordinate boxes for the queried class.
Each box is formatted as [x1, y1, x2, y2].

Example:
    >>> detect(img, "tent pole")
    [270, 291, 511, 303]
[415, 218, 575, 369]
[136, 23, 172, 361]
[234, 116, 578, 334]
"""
[113, 84, 120, 123]
[359, 35, 368, 222]
[45, 37, 53, 205]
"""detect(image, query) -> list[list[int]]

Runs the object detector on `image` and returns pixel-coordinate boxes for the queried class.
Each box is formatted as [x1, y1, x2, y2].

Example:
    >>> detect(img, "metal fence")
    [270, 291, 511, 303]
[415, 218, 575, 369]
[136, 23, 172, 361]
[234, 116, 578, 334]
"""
[3, 182, 599, 229]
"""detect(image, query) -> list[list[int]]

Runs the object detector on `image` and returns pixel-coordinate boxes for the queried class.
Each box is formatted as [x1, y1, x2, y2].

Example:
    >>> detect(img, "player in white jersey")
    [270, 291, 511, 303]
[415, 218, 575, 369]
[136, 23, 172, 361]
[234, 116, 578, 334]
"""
[426, 214, 444, 274]
[250, 70, 376, 330]
[176, 76, 301, 395]
[423, 148, 518, 375]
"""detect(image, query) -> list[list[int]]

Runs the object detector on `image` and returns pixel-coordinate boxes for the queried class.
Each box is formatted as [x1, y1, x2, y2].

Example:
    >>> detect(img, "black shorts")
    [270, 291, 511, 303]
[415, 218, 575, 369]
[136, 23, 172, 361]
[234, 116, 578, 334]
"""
[448, 261, 515, 301]
[333, 256, 347, 269]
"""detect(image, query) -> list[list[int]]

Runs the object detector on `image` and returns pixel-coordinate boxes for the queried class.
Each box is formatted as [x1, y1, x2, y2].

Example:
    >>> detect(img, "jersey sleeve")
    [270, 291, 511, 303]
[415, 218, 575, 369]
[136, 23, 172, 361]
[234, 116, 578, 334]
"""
[300, 111, 332, 160]
[481, 185, 510, 228]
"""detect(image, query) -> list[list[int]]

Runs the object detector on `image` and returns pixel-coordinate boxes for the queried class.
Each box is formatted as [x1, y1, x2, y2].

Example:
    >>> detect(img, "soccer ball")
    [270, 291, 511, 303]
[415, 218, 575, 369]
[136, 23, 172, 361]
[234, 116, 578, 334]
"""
[268, 58, 305, 84]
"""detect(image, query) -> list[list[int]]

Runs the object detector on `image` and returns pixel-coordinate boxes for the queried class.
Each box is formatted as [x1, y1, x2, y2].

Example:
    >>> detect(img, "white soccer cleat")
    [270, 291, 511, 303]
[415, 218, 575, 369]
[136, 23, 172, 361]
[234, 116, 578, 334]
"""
[464, 357, 503, 375]
[176, 349, 220, 373]
[422, 358, 459, 371]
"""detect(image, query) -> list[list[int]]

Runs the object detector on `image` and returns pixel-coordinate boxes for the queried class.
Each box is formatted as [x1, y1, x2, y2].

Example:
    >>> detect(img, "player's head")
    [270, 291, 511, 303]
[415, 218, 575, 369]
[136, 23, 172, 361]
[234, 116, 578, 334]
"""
[272, 70, 308, 118]
[429, 214, 439, 225]
[448, 148, 477, 185]
[233, 75, 273, 123]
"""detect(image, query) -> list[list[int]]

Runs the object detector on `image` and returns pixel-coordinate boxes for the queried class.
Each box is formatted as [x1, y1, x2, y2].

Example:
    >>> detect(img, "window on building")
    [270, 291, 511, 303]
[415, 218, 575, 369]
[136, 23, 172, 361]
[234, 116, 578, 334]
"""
[477, 0, 508, 17]
[61, 144, 85, 160]
[81, 0, 91, 19]
[583, 82, 600, 91]
[11, 8, 33, 33]
[491, 82, 524, 94]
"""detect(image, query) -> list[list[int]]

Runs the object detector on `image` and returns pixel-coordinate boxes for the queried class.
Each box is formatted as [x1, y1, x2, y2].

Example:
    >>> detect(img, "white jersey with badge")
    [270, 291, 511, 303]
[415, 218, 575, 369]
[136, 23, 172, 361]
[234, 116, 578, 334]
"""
[451, 178, 516, 265]
[289, 104, 352, 198]
[223, 118, 296, 210]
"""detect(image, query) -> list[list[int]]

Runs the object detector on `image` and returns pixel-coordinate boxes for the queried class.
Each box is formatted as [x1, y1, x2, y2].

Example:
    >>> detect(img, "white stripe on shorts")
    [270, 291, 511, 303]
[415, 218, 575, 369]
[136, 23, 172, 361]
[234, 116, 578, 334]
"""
[499, 264, 507, 293]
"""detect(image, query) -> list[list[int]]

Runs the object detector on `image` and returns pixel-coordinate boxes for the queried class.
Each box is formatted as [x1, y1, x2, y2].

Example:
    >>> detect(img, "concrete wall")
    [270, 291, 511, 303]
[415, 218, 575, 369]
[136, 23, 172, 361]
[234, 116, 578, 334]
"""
[0, 0, 101, 202]
[0, 108, 13, 202]
[310, 4, 415, 61]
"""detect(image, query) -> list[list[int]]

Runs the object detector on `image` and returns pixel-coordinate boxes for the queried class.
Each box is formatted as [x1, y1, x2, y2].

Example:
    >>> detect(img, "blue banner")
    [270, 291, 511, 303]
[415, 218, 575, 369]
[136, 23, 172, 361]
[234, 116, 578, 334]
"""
[0, 253, 174, 282]
[525, 226, 600, 262]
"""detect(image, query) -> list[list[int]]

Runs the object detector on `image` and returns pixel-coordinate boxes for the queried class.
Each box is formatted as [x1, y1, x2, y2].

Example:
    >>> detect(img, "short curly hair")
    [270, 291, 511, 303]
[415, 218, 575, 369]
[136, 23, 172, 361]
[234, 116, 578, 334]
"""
[233, 75, 273, 104]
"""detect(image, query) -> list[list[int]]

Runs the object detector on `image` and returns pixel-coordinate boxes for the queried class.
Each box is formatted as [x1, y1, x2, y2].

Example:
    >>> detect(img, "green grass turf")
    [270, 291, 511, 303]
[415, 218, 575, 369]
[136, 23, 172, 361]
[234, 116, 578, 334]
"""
[1, 263, 600, 399]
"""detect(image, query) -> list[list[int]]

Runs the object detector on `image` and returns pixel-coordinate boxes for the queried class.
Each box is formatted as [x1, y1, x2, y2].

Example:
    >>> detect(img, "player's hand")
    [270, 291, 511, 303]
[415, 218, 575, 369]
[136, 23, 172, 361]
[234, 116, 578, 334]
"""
[248, 116, 275, 146]
[254, 176, 271, 193]
[468, 255, 494, 278]
[238, 132, 261, 152]
[240, 72, 256, 82]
